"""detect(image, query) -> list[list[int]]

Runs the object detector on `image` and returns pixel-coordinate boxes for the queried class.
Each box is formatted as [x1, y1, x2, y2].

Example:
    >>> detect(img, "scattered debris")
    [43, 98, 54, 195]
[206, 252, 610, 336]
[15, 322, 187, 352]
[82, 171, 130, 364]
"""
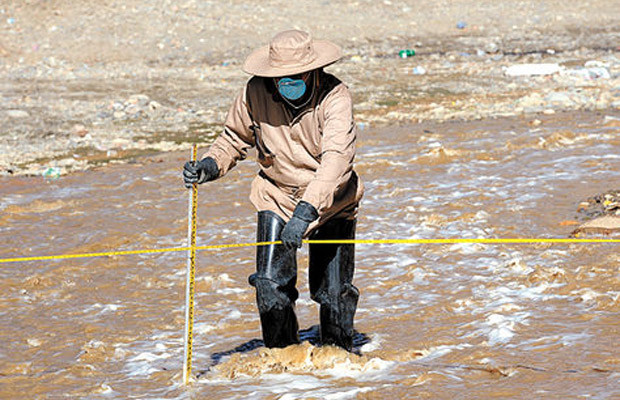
[577, 190, 620, 219]
[505, 63, 562, 77]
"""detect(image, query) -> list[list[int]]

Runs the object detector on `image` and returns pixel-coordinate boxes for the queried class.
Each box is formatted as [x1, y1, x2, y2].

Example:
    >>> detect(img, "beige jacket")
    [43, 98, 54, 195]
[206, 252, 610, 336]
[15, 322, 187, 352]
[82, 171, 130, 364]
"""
[205, 72, 363, 231]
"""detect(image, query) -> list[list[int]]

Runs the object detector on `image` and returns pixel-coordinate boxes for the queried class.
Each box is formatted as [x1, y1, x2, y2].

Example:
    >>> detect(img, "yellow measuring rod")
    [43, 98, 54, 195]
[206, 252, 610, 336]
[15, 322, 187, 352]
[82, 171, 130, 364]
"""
[183, 145, 198, 385]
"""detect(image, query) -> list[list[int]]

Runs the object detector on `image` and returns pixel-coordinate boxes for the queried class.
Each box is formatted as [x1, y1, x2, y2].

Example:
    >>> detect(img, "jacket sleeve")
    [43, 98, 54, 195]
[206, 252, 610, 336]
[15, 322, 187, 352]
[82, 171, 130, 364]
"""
[301, 86, 356, 214]
[205, 86, 255, 176]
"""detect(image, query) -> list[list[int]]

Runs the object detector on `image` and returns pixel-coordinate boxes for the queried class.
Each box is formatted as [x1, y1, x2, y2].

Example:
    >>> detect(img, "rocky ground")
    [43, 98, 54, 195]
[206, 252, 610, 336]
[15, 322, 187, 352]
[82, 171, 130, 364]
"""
[1, 0, 620, 176]
[578, 190, 620, 219]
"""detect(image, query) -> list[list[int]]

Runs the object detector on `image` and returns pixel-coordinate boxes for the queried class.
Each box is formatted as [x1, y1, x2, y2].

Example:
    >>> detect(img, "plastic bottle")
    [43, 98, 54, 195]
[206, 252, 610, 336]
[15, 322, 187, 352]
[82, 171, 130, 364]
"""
[42, 167, 61, 179]
[398, 49, 415, 59]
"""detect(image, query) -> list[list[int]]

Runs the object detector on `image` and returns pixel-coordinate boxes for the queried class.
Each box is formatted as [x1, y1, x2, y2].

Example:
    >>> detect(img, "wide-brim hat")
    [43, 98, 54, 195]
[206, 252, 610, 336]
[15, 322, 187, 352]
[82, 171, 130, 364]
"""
[243, 30, 342, 78]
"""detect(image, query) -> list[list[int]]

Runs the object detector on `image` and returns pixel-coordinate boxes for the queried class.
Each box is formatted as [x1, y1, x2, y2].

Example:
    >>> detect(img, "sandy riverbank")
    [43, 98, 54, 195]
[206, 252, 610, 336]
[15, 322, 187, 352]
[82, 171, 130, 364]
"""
[1, 0, 619, 176]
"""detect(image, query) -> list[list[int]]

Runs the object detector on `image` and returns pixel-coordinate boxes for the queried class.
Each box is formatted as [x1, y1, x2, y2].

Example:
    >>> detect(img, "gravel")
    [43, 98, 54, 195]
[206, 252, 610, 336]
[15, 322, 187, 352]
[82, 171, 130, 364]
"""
[1, 0, 619, 176]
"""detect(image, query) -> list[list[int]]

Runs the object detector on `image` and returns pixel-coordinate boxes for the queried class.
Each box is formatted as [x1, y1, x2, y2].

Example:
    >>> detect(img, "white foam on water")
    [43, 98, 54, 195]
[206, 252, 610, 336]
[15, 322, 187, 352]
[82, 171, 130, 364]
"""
[194, 323, 217, 335]
[410, 267, 434, 284]
[84, 303, 122, 313]
[95, 383, 114, 395]
[498, 257, 532, 275]
[229, 363, 389, 398]
[130, 351, 172, 362]
[449, 242, 488, 255]
[85, 339, 106, 349]
[320, 357, 394, 380]
[200, 373, 331, 399]
[415, 343, 474, 361]
[262, 373, 325, 392]
[488, 283, 550, 305]
[458, 274, 573, 347]
[485, 314, 518, 345]
[474, 175, 504, 182]
[502, 282, 558, 299]
[126, 351, 172, 376]
[155, 343, 167, 351]
[360, 333, 383, 353]
[217, 273, 234, 282]
[296, 298, 317, 307]
[224, 309, 242, 320]
[572, 288, 603, 303]
[452, 298, 476, 313]
[216, 288, 246, 295]
[463, 311, 532, 346]
[519, 332, 590, 350]
[280, 386, 374, 400]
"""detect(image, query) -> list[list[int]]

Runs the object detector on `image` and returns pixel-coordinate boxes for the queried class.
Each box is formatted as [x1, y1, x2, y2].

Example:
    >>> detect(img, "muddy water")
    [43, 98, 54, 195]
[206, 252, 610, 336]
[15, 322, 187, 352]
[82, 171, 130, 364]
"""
[1, 111, 619, 399]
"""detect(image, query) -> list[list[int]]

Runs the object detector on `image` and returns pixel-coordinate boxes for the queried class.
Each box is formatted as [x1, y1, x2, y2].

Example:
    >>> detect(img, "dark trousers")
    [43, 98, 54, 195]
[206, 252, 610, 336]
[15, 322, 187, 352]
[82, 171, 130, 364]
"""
[249, 211, 358, 350]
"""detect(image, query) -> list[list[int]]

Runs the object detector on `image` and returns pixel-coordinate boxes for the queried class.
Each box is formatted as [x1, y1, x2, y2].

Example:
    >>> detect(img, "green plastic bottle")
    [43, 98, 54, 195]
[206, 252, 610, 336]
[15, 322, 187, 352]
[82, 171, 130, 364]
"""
[399, 49, 416, 59]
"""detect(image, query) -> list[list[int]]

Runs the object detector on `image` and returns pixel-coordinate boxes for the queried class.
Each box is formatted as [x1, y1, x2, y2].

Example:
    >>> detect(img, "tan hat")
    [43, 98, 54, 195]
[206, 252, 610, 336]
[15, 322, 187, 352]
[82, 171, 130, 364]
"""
[243, 30, 342, 77]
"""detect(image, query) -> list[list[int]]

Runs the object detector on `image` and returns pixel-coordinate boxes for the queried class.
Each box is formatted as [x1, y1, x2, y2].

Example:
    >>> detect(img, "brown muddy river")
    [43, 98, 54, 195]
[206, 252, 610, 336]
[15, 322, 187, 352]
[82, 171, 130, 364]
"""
[1, 111, 619, 399]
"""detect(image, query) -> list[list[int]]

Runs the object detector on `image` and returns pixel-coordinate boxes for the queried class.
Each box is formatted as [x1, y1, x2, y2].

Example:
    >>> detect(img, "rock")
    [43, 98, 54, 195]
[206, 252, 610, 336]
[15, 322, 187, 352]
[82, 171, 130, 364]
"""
[485, 42, 499, 53]
[603, 116, 620, 127]
[516, 92, 545, 109]
[113, 110, 126, 119]
[529, 119, 542, 126]
[124, 104, 141, 115]
[148, 101, 162, 111]
[595, 92, 613, 109]
[127, 94, 150, 106]
[71, 124, 88, 137]
[505, 63, 562, 77]
[545, 92, 573, 107]
[561, 66, 611, 80]
[573, 216, 620, 237]
[5, 110, 30, 118]
[111, 138, 131, 148]
[57, 157, 78, 167]
[578, 190, 620, 219]
[584, 60, 610, 68]
[350, 55, 363, 63]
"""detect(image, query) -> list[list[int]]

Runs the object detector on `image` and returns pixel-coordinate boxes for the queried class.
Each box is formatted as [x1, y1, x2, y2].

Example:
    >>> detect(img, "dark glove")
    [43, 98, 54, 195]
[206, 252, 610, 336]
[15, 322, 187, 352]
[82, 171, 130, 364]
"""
[183, 157, 219, 188]
[280, 201, 319, 249]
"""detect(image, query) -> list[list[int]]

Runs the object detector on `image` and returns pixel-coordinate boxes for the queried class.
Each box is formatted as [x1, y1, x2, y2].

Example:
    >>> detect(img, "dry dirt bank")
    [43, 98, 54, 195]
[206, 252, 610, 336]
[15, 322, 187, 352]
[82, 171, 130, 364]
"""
[1, 0, 619, 176]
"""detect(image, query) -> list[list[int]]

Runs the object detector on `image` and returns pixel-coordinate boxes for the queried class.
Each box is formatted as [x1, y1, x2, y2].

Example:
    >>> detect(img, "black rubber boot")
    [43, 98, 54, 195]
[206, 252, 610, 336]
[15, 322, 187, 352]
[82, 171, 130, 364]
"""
[309, 219, 358, 351]
[249, 211, 300, 348]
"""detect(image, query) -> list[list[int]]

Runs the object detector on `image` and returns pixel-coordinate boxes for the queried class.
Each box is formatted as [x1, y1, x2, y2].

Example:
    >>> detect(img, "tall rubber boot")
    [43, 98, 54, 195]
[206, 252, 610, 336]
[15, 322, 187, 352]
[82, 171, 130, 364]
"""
[248, 211, 300, 348]
[309, 219, 358, 351]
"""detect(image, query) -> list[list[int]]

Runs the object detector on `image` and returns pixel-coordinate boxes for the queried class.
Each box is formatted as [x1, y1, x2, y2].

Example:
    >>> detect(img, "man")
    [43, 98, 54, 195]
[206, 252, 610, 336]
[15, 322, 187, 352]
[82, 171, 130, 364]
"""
[183, 30, 363, 351]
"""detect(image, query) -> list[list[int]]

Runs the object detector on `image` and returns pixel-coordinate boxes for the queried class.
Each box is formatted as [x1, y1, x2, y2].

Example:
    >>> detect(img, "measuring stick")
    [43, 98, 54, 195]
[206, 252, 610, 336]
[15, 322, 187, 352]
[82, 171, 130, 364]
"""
[183, 145, 198, 384]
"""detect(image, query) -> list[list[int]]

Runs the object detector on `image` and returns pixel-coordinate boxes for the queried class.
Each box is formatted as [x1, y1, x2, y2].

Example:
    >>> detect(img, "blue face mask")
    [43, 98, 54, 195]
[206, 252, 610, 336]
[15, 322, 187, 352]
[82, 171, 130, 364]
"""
[277, 77, 306, 100]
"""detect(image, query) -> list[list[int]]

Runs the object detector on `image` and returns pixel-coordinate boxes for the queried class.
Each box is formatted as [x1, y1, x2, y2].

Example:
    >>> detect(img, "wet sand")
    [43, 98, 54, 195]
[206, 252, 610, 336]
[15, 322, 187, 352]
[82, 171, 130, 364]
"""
[1, 112, 619, 398]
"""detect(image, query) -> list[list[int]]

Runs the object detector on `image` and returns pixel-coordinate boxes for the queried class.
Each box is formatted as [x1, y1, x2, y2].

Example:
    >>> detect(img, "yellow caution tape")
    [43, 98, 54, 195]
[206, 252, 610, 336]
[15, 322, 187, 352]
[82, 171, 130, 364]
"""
[0, 238, 618, 264]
